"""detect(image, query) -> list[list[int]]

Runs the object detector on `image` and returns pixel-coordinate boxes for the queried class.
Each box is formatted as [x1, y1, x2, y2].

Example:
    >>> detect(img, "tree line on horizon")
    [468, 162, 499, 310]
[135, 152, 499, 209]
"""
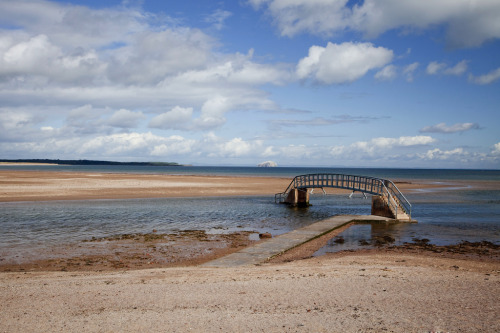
[0, 159, 181, 166]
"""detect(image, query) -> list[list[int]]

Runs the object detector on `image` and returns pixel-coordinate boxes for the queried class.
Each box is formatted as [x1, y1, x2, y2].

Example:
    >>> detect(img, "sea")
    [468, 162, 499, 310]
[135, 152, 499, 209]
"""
[1, 165, 499, 262]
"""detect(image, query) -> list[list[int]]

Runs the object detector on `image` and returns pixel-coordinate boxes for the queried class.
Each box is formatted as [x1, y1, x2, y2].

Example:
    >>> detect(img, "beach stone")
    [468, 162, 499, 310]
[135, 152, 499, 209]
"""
[259, 232, 272, 239]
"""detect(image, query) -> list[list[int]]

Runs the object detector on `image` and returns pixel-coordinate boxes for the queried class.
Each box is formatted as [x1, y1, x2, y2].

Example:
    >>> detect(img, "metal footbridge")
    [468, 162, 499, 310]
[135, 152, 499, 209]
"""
[275, 173, 412, 220]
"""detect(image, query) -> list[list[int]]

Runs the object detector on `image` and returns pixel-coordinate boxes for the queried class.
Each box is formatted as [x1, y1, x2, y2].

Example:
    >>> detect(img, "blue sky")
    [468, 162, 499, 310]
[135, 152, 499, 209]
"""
[0, 0, 499, 168]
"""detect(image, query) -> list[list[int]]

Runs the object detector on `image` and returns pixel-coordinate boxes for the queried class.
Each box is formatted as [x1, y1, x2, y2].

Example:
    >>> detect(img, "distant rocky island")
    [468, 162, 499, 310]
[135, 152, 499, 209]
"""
[0, 159, 182, 166]
[257, 161, 278, 167]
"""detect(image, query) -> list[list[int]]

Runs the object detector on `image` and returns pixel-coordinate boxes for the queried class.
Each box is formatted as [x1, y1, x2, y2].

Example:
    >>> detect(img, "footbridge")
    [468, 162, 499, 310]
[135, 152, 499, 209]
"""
[275, 174, 412, 221]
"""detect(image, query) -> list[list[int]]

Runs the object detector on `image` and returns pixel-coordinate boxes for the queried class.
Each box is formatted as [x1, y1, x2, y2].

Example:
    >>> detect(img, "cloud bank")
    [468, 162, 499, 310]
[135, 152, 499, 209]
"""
[250, 0, 500, 48]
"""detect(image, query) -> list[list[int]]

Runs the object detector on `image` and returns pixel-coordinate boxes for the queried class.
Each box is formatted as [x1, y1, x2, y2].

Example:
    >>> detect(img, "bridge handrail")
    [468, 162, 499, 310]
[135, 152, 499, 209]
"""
[274, 173, 411, 219]
[384, 179, 412, 218]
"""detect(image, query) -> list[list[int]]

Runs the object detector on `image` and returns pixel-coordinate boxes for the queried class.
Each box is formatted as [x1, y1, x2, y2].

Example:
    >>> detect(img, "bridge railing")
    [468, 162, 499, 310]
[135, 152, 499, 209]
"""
[383, 179, 412, 218]
[275, 173, 412, 219]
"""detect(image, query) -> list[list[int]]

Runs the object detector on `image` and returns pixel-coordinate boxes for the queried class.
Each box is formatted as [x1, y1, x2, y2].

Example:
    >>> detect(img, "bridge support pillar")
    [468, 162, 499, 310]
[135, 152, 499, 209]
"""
[371, 195, 395, 218]
[285, 188, 310, 207]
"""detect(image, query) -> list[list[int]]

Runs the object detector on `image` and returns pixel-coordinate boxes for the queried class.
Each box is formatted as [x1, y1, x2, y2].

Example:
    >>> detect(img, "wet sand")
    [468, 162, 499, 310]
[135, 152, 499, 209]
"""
[1, 170, 499, 331]
[0, 231, 263, 273]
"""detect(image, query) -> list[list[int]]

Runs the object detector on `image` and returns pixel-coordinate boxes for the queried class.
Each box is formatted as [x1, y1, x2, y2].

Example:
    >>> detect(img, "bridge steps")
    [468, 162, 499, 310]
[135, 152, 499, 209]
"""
[376, 195, 411, 221]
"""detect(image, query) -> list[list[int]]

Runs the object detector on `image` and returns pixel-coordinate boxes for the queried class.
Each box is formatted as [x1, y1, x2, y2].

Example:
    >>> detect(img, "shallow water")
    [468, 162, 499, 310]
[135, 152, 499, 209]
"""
[1, 166, 499, 261]
[0, 194, 370, 259]
[314, 188, 500, 255]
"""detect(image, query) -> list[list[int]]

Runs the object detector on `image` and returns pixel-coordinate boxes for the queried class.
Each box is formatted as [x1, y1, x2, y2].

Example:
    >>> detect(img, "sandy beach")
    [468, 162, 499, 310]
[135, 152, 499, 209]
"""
[1, 170, 499, 332]
[1, 252, 499, 332]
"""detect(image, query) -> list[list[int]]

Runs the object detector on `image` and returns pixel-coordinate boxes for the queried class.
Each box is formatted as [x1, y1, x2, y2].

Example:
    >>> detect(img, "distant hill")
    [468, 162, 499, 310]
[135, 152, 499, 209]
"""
[0, 159, 182, 166]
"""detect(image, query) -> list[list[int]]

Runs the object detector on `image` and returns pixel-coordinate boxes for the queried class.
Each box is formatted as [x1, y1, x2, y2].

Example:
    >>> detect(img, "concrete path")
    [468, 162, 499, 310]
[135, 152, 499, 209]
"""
[201, 215, 394, 268]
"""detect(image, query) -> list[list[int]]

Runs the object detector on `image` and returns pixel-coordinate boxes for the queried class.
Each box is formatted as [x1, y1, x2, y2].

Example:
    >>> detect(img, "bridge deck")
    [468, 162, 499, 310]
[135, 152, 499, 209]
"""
[201, 215, 395, 268]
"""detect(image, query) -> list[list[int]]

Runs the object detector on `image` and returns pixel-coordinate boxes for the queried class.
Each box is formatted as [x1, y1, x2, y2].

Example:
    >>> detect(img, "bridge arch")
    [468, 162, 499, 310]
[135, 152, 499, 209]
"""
[275, 173, 412, 221]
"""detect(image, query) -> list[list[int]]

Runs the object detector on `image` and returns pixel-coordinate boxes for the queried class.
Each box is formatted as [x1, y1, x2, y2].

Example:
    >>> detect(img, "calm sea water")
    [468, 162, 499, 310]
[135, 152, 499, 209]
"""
[1, 165, 499, 261]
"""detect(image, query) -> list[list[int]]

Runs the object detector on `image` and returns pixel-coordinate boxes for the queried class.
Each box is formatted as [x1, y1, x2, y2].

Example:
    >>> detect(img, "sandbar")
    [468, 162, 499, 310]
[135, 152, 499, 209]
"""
[0, 170, 491, 202]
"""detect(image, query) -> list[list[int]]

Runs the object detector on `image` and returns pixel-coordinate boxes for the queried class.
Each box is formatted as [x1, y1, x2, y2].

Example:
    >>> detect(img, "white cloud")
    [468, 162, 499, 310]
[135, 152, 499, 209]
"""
[330, 135, 436, 157]
[271, 115, 386, 130]
[363, 135, 436, 149]
[0, 109, 37, 131]
[0, 108, 46, 141]
[420, 122, 480, 134]
[106, 28, 214, 85]
[251, 0, 500, 48]
[64, 104, 112, 135]
[0, 28, 213, 88]
[426, 61, 447, 75]
[205, 9, 232, 30]
[0, 34, 105, 84]
[151, 136, 196, 156]
[444, 60, 468, 75]
[0, 0, 148, 49]
[265, 144, 314, 160]
[195, 95, 231, 130]
[0, 126, 266, 161]
[79, 132, 196, 157]
[249, 0, 350, 37]
[0, 0, 289, 137]
[149, 97, 236, 132]
[297, 42, 393, 84]
[420, 148, 467, 160]
[198, 133, 265, 159]
[107, 109, 145, 128]
[403, 62, 419, 73]
[375, 65, 397, 81]
[493, 142, 500, 155]
[172, 52, 291, 86]
[220, 137, 257, 157]
[149, 106, 194, 131]
[468, 67, 500, 85]
[413, 146, 500, 166]
[427, 60, 468, 76]
[403, 62, 419, 82]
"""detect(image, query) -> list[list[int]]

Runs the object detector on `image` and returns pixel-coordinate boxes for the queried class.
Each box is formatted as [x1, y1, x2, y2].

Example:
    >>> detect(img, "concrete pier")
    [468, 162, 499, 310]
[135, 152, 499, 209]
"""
[202, 215, 395, 268]
[371, 195, 394, 218]
[284, 188, 310, 207]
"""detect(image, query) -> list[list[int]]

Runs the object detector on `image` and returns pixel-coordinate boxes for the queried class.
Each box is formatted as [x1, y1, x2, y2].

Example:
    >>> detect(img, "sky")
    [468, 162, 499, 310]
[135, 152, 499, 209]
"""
[0, 0, 499, 169]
